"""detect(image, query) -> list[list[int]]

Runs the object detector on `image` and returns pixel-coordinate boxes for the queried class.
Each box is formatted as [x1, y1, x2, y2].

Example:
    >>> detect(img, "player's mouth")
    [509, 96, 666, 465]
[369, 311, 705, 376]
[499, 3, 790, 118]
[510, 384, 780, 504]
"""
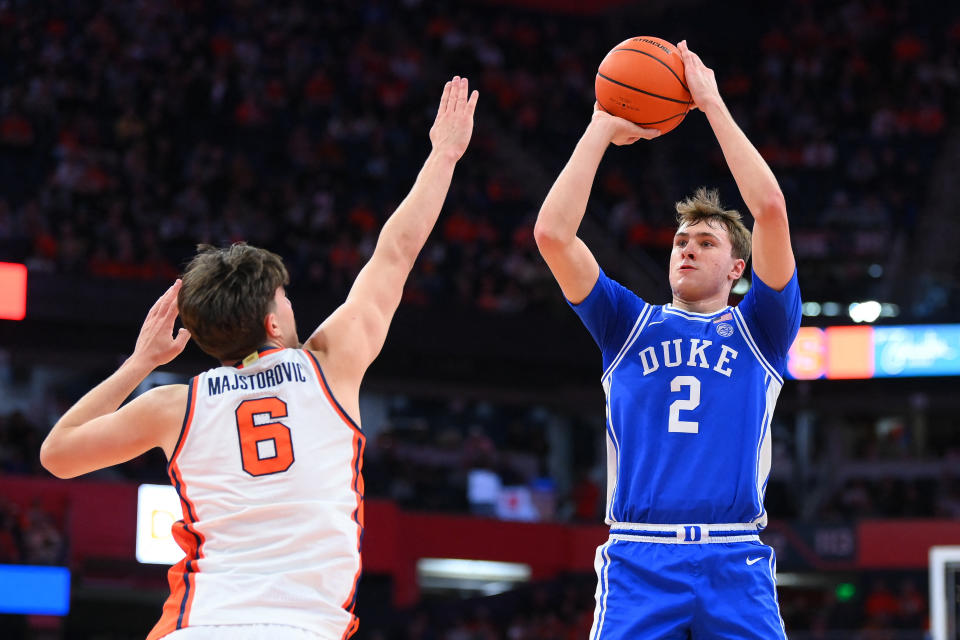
[679, 264, 696, 271]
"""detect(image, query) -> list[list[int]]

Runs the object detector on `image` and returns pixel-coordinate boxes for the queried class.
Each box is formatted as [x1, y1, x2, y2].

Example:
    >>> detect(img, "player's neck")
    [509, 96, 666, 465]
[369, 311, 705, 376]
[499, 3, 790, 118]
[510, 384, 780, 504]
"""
[670, 293, 729, 315]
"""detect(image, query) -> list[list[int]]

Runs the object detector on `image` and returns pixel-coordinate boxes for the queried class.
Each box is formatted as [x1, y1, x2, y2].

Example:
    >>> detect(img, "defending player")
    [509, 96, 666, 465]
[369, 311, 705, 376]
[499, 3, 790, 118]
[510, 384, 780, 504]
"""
[39, 77, 479, 640]
[534, 41, 800, 638]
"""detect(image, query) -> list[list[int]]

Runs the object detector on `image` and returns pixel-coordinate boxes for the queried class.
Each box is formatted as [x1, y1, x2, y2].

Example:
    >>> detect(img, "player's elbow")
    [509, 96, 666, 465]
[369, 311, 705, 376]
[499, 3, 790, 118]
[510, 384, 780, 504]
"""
[39, 436, 76, 479]
[375, 234, 416, 274]
[758, 190, 787, 221]
[533, 219, 570, 255]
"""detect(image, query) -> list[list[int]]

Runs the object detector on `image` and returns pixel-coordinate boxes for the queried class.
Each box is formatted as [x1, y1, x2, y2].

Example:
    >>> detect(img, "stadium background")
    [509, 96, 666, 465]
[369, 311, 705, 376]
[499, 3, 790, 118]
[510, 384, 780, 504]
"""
[0, 0, 958, 637]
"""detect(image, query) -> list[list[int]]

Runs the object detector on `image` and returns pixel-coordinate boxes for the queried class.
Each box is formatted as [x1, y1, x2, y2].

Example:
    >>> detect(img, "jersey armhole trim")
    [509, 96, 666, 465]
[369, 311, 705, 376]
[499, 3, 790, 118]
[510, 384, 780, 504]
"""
[305, 351, 363, 435]
[732, 308, 784, 385]
[166, 377, 198, 472]
[601, 304, 652, 383]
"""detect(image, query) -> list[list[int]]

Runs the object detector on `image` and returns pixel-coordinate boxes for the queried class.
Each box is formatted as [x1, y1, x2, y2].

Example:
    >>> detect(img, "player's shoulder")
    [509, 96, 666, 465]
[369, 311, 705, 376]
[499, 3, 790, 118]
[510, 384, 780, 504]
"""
[132, 384, 191, 457]
[141, 383, 190, 406]
[138, 384, 191, 425]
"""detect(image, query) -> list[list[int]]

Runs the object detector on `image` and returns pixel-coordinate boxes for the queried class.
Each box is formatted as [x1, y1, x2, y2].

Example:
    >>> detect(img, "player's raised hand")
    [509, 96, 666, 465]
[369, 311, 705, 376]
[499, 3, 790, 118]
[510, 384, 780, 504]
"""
[678, 40, 720, 112]
[429, 76, 479, 161]
[132, 279, 191, 367]
[591, 102, 660, 146]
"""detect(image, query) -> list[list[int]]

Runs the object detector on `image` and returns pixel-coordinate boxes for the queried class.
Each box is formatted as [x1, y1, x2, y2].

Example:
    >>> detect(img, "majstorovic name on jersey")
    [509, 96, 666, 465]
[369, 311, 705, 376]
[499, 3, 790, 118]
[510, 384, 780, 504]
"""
[207, 362, 309, 396]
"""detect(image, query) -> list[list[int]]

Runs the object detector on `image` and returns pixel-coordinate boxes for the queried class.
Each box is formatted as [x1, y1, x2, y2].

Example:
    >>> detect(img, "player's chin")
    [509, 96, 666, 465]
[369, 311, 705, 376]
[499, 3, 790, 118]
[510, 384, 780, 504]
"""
[671, 276, 706, 300]
[669, 271, 695, 289]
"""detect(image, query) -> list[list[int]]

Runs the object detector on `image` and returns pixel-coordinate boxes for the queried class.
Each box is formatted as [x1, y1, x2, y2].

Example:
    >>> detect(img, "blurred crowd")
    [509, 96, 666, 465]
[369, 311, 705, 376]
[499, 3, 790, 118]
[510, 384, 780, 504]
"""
[356, 573, 928, 639]
[0, 0, 956, 314]
[0, 493, 66, 566]
[365, 397, 556, 517]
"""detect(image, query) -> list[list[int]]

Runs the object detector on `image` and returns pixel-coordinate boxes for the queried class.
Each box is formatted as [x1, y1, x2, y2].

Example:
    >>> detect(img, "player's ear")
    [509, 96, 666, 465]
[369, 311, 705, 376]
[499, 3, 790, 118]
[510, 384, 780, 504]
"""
[264, 311, 281, 340]
[730, 258, 746, 281]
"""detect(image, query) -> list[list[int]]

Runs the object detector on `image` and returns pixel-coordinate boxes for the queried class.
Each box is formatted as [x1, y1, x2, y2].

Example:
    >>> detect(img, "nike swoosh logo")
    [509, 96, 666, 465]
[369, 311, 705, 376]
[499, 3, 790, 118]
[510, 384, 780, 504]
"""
[746, 556, 764, 565]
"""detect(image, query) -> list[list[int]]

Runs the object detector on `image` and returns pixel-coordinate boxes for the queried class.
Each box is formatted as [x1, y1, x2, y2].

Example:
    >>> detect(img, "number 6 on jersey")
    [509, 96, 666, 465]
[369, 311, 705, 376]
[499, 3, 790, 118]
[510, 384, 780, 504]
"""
[236, 397, 295, 476]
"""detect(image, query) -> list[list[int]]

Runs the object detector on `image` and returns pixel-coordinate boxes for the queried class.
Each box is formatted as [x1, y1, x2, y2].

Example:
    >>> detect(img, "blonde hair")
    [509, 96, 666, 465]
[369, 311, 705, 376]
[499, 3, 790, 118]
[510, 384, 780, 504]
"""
[675, 188, 752, 262]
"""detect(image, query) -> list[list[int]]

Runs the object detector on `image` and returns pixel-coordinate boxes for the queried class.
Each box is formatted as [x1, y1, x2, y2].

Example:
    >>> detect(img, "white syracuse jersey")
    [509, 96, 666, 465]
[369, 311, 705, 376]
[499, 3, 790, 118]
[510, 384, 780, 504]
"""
[148, 347, 365, 640]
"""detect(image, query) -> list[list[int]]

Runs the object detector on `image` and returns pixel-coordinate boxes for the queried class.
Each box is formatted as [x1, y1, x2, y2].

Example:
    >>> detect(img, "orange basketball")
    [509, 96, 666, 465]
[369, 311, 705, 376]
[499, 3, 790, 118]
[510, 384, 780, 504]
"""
[595, 36, 692, 134]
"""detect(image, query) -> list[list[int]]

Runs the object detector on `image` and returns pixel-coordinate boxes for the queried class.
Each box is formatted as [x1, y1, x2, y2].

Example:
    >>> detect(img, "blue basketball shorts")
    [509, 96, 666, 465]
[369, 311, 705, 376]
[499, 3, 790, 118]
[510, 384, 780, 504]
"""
[588, 532, 787, 639]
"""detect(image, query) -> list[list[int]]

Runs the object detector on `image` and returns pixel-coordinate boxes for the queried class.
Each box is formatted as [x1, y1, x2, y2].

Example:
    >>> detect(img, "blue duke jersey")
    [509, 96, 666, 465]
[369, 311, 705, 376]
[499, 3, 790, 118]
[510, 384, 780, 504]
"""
[571, 268, 801, 527]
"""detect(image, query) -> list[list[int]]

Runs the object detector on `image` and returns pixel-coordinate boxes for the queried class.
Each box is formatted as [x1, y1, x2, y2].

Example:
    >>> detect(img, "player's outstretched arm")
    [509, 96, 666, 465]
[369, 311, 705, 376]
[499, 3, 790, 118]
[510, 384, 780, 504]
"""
[679, 40, 795, 291]
[534, 108, 659, 304]
[305, 77, 478, 386]
[40, 281, 190, 478]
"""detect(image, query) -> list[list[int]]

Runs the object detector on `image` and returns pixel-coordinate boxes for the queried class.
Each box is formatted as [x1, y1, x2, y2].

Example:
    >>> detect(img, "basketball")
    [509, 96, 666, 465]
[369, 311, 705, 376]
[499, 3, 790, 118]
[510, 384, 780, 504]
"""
[595, 36, 692, 134]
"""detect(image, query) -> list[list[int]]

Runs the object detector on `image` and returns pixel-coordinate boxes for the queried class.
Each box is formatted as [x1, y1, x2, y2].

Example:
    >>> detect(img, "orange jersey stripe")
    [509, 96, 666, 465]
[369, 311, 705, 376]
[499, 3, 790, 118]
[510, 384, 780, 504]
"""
[305, 352, 365, 623]
[172, 462, 206, 628]
[149, 378, 201, 640]
[147, 555, 189, 640]
[159, 378, 206, 632]
[340, 616, 361, 640]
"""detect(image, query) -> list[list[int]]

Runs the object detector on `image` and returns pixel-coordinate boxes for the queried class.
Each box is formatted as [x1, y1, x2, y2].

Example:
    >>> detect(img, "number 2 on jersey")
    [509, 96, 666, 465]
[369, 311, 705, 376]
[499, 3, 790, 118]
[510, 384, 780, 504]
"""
[668, 375, 701, 433]
[235, 397, 294, 476]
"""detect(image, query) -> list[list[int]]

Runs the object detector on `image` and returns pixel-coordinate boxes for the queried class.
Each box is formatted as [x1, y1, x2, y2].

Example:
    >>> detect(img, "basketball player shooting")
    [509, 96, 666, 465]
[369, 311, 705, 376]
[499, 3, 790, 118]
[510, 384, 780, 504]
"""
[39, 77, 479, 640]
[534, 41, 801, 638]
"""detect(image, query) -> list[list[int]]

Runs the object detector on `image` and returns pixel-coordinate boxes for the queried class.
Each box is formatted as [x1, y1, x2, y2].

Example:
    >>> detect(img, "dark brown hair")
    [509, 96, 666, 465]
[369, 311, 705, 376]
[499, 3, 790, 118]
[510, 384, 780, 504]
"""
[178, 243, 289, 361]
[675, 187, 752, 262]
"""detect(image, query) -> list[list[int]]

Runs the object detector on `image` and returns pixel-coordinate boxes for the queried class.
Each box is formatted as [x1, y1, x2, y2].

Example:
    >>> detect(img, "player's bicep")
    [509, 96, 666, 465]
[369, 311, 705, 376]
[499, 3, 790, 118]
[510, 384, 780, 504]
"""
[537, 236, 600, 304]
[750, 208, 795, 292]
[41, 385, 187, 479]
[739, 269, 802, 366]
[305, 252, 404, 378]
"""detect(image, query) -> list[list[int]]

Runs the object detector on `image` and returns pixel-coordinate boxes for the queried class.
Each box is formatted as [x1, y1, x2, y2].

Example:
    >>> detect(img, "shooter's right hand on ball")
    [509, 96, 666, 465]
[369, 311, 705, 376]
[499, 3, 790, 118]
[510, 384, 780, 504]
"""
[591, 102, 660, 146]
[429, 76, 480, 161]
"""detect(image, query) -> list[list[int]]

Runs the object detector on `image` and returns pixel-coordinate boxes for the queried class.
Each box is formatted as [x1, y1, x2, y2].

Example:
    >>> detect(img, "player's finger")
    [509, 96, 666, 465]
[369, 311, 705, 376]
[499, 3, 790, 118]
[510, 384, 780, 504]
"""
[450, 76, 461, 110]
[456, 77, 468, 112]
[161, 296, 181, 325]
[157, 280, 180, 315]
[173, 327, 191, 350]
[466, 89, 479, 114]
[146, 285, 174, 318]
[438, 80, 452, 115]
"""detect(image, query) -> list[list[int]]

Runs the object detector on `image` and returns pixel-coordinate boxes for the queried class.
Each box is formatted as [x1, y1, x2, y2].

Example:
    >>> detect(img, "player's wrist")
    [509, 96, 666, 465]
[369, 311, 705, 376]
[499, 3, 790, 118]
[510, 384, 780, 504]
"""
[697, 93, 725, 116]
[585, 117, 617, 145]
[428, 145, 463, 165]
[124, 352, 160, 378]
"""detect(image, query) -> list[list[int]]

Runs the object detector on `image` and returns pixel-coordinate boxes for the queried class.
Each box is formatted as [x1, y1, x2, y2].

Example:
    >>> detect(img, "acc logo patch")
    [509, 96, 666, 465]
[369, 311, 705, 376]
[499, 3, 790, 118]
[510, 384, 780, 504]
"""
[716, 323, 734, 337]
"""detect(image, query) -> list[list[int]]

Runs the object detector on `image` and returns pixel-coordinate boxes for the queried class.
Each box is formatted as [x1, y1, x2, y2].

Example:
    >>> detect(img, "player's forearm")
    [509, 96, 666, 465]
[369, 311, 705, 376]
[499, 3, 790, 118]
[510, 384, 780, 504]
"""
[702, 98, 786, 221]
[375, 149, 458, 272]
[45, 356, 153, 437]
[41, 356, 154, 476]
[534, 121, 611, 246]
